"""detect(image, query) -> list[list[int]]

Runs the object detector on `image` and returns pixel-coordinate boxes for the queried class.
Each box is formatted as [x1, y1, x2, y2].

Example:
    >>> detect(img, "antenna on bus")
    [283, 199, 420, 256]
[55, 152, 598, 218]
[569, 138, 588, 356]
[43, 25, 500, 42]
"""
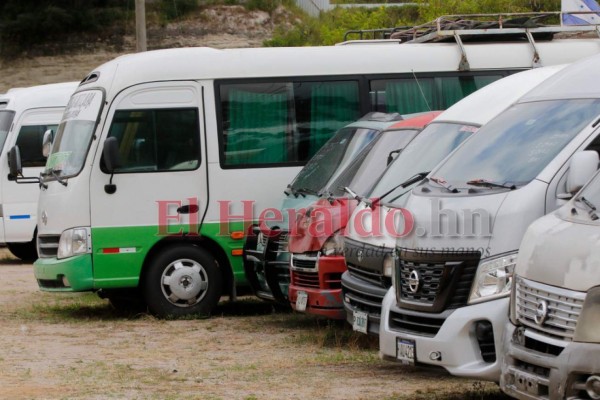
[411, 70, 432, 111]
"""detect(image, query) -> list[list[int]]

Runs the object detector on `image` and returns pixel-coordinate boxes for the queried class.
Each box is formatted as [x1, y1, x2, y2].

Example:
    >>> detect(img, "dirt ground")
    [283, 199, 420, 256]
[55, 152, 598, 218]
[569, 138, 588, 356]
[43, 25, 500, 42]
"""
[0, 248, 508, 400]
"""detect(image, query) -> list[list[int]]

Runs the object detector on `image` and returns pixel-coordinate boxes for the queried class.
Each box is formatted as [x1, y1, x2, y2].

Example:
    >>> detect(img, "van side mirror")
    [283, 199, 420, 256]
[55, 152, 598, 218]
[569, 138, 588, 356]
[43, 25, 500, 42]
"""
[42, 129, 54, 158]
[8, 146, 22, 179]
[387, 149, 402, 165]
[567, 150, 599, 195]
[103, 137, 121, 173]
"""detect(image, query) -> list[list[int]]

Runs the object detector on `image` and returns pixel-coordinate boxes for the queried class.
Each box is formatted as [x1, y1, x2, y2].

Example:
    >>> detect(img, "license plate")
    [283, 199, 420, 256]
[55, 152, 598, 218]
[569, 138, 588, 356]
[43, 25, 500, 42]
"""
[512, 369, 540, 395]
[352, 311, 368, 334]
[396, 338, 416, 365]
[296, 291, 308, 312]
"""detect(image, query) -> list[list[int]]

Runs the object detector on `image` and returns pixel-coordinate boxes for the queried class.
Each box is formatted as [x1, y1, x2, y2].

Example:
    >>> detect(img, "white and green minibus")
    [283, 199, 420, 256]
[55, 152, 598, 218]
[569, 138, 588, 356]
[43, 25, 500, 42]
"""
[28, 39, 600, 317]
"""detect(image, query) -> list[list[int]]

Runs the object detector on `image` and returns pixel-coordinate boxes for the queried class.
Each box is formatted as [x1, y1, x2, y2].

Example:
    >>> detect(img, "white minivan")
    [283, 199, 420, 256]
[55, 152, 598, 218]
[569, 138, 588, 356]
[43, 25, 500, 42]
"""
[379, 54, 600, 381]
[500, 161, 600, 400]
[0, 82, 77, 260]
[341, 65, 566, 336]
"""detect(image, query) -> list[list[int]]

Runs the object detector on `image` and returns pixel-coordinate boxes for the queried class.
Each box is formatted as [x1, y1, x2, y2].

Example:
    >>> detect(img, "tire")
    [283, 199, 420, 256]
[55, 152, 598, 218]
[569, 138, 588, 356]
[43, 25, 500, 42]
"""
[7, 239, 38, 262]
[142, 244, 223, 318]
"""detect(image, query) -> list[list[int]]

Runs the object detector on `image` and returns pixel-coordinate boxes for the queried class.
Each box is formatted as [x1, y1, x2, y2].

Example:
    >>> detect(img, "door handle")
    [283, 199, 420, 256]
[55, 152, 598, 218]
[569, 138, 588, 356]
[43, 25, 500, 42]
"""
[177, 204, 199, 214]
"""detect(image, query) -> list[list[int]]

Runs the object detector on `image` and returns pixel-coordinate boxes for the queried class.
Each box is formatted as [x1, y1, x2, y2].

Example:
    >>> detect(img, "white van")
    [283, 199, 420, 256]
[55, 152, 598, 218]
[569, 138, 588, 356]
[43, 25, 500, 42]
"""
[379, 54, 600, 381]
[29, 31, 600, 317]
[0, 82, 77, 260]
[500, 163, 600, 400]
[342, 65, 565, 336]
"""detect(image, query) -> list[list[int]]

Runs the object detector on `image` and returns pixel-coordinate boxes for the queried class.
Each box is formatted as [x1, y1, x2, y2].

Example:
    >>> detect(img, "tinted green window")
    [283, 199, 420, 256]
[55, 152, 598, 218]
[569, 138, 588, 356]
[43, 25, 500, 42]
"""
[16, 124, 58, 167]
[219, 80, 360, 167]
[371, 75, 503, 113]
[107, 108, 200, 173]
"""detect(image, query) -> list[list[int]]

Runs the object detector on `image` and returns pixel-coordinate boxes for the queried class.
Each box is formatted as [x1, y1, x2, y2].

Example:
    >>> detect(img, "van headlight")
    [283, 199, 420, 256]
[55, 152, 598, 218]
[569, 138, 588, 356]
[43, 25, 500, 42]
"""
[57, 227, 92, 259]
[574, 286, 600, 343]
[468, 252, 518, 304]
[322, 231, 344, 256]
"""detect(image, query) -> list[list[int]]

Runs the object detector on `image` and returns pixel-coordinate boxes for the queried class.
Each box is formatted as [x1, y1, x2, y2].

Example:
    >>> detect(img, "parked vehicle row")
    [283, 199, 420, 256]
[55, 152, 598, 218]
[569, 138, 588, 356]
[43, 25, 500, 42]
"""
[6, 12, 600, 400]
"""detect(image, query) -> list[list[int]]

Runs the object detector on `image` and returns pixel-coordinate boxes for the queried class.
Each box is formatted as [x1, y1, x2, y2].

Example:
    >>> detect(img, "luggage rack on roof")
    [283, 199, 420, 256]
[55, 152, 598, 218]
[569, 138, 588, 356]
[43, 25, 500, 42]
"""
[340, 12, 600, 70]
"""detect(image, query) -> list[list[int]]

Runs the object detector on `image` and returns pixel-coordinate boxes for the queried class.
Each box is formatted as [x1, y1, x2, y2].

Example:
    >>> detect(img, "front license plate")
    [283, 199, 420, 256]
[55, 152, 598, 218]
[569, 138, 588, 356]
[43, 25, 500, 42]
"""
[513, 369, 540, 395]
[352, 311, 368, 334]
[396, 338, 415, 365]
[296, 291, 308, 312]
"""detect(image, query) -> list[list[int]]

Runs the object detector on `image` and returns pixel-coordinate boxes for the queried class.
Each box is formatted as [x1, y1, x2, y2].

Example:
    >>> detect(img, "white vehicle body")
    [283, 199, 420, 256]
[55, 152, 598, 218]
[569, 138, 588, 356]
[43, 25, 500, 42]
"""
[501, 168, 600, 400]
[380, 54, 600, 381]
[342, 65, 565, 336]
[0, 82, 77, 260]
[32, 39, 600, 318]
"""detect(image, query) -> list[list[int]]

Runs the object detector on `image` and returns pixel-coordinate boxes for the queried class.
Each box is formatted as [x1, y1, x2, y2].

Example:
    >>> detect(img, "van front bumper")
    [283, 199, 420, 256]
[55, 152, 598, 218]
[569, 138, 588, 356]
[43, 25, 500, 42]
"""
[380, 288, 507, 382]
[501, 321, 600, 400]
[33, 254, 94, 292]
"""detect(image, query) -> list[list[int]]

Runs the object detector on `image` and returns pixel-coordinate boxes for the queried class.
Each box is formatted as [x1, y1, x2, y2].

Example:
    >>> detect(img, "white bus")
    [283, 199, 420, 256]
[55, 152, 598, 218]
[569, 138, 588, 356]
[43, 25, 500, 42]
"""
[0, 82, 77, 260]
[26, 29, 600, 317]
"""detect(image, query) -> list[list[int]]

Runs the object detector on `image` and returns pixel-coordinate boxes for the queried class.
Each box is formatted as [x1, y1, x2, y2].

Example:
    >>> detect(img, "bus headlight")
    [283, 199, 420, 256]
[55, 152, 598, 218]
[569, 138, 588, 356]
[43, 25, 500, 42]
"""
[574, 286, 600, 343]
[57, 227, 92, 259]
[469, 252, 517, 304]
[322, 231, 344, 256]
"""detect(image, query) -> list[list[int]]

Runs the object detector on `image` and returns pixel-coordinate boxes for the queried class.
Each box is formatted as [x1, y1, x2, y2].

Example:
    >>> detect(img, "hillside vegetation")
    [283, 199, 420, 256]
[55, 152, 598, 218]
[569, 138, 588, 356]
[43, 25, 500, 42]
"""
[0, 0, 563, 57]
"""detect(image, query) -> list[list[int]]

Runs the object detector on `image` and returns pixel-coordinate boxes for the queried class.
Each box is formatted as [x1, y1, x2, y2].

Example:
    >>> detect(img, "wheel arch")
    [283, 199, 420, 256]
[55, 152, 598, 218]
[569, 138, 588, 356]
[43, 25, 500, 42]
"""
[139, 235, 235, 299]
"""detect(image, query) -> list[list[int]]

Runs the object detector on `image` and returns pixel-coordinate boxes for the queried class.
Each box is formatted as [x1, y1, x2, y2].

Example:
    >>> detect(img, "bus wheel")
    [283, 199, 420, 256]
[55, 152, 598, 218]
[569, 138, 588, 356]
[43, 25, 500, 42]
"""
[7, 240, 38, 262]
[143, 244, 222, 318]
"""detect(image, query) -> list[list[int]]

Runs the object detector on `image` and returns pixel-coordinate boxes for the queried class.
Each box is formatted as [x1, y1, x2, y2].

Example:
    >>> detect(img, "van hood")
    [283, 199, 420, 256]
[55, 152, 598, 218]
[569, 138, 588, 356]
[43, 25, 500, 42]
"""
[517, 207, 600, 292]
[397, 180, 548, 258]
[264, 194, 319, 230]
[288, 197, 358, 253]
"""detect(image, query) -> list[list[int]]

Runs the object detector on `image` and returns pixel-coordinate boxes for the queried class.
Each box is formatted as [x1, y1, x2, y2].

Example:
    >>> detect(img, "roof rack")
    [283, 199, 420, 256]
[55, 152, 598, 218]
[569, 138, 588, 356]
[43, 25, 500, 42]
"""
[340, 12, 600, 70]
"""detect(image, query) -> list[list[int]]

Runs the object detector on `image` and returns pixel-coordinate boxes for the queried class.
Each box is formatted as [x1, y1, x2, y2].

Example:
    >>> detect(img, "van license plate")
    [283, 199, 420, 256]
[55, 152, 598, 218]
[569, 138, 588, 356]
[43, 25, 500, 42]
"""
[353, 311, 368, 334]
[397, 338, 415, 365]
[296, 291, 308, 312]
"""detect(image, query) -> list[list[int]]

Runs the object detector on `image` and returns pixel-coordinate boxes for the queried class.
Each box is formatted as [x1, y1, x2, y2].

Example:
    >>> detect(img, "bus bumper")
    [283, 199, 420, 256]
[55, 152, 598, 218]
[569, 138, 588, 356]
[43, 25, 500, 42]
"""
[33, 254, 94, 292]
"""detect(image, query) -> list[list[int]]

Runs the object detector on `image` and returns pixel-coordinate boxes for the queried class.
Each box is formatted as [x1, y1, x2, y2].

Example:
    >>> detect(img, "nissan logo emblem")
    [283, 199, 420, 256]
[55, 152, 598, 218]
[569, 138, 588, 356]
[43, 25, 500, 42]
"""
[408, 269, 420, 293]
[534, 300, 549, 326]
[357, 250, 363, 263]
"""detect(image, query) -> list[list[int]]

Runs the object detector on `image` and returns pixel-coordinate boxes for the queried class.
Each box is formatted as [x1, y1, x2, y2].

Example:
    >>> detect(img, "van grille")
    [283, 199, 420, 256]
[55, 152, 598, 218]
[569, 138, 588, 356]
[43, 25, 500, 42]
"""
[37, 235, 60, 258]
[515, 277, 585, 341]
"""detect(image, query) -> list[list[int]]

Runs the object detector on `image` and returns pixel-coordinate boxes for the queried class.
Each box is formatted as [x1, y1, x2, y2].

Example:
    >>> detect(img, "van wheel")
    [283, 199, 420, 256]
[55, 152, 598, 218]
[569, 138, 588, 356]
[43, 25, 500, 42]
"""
[7, 239, 38, 262]
[143, 245, 222, 318]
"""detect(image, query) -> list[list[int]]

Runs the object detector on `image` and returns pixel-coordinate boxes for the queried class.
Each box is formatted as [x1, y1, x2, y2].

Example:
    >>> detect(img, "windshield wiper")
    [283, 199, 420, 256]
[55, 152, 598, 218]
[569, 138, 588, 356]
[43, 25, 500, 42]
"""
[318, 189, 340, 205]
[51, 169, 68, 187]
[577, 196, 599, 221]
[429, 176, 459, 193]
[341, 186, 373, 207]
[466, 179, 516, 190]
[375, 171, 430, 205]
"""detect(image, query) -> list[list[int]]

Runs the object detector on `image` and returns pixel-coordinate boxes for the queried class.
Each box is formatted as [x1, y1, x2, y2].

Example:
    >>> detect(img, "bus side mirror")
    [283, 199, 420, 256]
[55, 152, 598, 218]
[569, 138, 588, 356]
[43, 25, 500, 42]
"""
[567, 150, 599, 194]
[8, 146, 22, 179]
[387, 149, 402, 165]
[103, 137, 121, 173]
[42, 129, 54, 158]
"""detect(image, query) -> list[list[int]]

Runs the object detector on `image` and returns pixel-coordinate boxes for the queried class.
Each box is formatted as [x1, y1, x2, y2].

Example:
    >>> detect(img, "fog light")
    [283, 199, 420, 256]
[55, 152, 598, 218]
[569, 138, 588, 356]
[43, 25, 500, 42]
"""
[61, 275, 70, 287]
[429, 351, 442, 361]
[586, 375, 600, 400]
[475, 320, 494, 342]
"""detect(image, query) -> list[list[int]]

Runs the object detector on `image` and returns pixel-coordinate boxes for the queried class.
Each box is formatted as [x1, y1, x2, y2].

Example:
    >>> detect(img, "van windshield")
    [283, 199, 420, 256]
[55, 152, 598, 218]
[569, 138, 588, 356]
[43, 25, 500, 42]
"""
[288, 127, 379, 195]
[433, 99, 600, 189]
[370, 122, 477, 204]
[44, 90, 103, 179]
[0, 110, 15, 154]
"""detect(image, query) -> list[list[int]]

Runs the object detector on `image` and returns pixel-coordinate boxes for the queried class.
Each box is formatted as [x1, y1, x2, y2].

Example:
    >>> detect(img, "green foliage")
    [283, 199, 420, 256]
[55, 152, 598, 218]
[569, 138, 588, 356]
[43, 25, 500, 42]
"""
[154, 0, 200, 21]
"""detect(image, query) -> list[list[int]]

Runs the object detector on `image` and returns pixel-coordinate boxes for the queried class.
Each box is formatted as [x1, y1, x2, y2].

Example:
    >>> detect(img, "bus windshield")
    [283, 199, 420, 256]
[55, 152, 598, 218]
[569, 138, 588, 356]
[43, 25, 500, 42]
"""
[370, 122, 478, 205]
[44, 90, 103, 179]
[0, 110, 15, 155]
[288, 127, 379, 196]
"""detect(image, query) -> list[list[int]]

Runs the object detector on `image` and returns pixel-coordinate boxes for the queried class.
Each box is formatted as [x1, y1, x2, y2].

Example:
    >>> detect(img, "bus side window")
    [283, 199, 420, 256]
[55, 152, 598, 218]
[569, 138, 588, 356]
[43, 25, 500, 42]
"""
[104, 108, 200, 173]
[16, 124, 58, 167]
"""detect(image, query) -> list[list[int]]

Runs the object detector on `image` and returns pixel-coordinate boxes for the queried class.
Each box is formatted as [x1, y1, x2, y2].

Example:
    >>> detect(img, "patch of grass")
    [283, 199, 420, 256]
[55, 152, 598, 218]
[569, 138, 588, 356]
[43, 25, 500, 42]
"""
[386, 381, 509, 400]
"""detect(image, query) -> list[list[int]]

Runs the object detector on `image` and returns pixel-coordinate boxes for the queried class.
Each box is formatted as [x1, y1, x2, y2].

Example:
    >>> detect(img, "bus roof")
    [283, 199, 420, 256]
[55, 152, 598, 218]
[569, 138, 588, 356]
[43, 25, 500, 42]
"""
[0, 82, 78, 113]
[80, 41, 600, 98]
